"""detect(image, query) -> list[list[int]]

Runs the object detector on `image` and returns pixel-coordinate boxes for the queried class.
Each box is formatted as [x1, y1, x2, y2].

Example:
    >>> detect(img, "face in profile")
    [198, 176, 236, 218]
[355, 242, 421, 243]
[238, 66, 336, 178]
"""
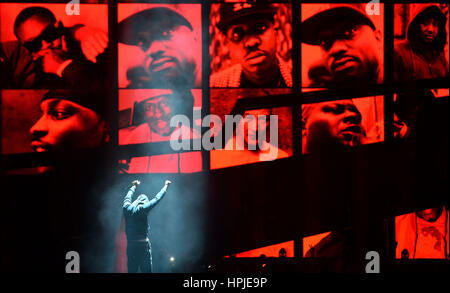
[225, 18, 277, 81]
[317, 21, 382, 82]
[418, 16, 439, 44]
[16, 17, 63, 60]
[240, 109, 270, 148]
[302, 100, 363, 152]
[137, 24, 198, 86]
[142, 95, 174, 136]
[30, 98, 107, 153]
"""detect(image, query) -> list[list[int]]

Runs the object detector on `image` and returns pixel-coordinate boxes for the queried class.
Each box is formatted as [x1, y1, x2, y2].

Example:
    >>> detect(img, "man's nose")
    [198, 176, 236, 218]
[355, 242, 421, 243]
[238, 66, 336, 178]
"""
[343, 109, 362, 125]
[147, 40, 166, 59]
[425, 24, 437, 32]
[244, 35, 261, 49]
[328, 39, 349, 57]
[153, 106, 164, 118]
[30, 116, 48, 137]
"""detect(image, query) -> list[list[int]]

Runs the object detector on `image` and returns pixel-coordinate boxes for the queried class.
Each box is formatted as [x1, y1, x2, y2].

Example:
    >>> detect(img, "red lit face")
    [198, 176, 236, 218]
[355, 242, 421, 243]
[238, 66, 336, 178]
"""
[138, 25, 198, 85]
[16, 17, 63, 59]
[225, 18, 277, 82]
[30, 99, 106, 153]
[142, 95, 173, 136]
[419, 17, 439, 44]
[302, 100, 363, 151]
[317, 21, 381, 81]
[241, 109, 270, 147]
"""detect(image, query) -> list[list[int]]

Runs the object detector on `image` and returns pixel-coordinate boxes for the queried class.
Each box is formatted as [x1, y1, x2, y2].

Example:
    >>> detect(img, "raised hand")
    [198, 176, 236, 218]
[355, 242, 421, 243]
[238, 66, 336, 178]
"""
[75, 26, 108, 63]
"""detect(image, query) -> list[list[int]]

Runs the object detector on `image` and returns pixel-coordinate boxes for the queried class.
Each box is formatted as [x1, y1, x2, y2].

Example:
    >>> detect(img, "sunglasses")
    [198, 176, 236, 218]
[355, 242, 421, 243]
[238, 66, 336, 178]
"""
[23, 22, 64, 53]
[143, 96, 171, 113]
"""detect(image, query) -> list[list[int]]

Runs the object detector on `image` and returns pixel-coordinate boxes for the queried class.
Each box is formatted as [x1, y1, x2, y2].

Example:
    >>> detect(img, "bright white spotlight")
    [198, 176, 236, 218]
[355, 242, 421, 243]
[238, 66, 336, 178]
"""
[170, 257, 175, 262]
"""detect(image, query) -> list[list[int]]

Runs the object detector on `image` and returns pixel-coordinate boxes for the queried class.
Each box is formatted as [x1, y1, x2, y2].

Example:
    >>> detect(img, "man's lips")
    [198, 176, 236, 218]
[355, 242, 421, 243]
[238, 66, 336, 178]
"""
[30, 141, 50, 152]
[424, 34, 435, 41]
[341, 125, 362, 135]
[246, 51, 267, 64]
[150, 57, 176, 72]
[331, 56, 358, 73]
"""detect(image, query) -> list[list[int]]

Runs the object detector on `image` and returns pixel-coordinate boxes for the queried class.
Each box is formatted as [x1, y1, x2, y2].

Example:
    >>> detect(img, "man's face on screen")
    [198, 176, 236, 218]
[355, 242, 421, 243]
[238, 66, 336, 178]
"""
[143, 95, 174, 136]
[225, 18, 277, 81]
[419, 16, 439, 44]
[30, 98, 106, 153]
[317, 21, 381, 83]
[303, 100, 363, 151]
[137, 24, 198, 87]
[17, 17, 64, 60]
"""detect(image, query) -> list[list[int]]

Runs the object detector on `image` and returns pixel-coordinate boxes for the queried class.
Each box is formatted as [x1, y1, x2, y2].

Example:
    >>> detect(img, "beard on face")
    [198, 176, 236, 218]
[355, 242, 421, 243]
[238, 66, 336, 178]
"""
[147, 59, 197, 89]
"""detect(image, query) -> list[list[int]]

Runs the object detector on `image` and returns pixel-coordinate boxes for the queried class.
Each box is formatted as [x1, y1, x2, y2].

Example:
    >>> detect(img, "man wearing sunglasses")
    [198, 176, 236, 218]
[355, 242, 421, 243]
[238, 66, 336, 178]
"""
[119, 90, 202, 173]
[210, 3, 292, 88]
[1, 6, 108, 88]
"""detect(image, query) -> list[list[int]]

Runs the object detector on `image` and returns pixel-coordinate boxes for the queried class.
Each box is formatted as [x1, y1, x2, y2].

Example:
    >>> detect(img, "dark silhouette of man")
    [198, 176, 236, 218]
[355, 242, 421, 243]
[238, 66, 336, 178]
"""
[123, 179, 171, 273]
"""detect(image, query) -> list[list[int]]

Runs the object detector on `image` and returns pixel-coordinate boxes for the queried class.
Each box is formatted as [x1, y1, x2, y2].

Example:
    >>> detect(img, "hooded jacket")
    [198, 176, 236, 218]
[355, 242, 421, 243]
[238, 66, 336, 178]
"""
[123, 184, 168, 241]
[394, 5, 449, 83]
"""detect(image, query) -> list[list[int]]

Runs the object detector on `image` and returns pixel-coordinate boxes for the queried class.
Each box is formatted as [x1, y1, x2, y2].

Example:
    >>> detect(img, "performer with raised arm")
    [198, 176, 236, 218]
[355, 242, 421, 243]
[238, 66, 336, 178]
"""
[123, 179, 171, 273]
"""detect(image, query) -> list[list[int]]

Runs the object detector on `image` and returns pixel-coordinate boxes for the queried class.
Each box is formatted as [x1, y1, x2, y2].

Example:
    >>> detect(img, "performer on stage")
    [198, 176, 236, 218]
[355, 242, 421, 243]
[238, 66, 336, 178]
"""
[123, 179, 171, 273]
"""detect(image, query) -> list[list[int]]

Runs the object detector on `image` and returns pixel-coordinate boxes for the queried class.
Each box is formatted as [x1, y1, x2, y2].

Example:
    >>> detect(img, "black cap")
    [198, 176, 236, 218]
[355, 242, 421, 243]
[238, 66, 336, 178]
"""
[302, 6, 376, 45]
[217, 3, 276, 34]
[118, 7, 193, 46]
[42, 89, 107, 118]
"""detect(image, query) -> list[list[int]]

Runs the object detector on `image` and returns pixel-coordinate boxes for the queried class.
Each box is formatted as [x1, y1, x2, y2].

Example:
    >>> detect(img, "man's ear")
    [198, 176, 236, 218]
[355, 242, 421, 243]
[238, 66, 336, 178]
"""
[192, 29, 200, 42]
[374, 29, 382, 45]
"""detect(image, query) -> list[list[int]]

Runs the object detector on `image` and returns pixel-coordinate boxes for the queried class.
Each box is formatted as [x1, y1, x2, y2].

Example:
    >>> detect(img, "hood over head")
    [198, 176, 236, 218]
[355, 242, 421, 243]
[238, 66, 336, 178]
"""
[407, 5, 447, 52]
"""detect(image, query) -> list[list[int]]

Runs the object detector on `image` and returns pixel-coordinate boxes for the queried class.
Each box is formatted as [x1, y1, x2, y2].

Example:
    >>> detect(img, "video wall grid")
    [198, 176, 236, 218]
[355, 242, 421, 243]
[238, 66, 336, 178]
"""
[0, 0, 448, 267]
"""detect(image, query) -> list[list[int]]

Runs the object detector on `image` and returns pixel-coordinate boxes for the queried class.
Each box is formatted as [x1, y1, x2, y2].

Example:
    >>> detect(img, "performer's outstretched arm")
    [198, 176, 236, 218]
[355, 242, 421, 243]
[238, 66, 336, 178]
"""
[123, 180, 140, 209]
[142, 180, 171, 212]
